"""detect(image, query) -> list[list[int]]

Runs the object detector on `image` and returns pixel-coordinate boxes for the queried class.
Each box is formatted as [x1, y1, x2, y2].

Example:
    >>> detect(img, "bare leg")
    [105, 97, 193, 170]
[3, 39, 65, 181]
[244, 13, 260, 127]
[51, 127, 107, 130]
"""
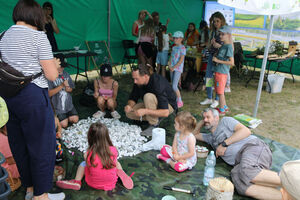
[97, 96, 106, 111]
[245, 185, 281, 200]
[107, 98, 116, 112]
[219, 94, 226, 109]
[161, 66, 166, 77]
[157, 64, 161, 74]
[74, 165, 85, 181]
[60, 119, 68, 128]
[251, 169, 281, 188]
[69, 115, 79, 124]
[33, 193, 49, 200]
[175, 90, 181, 99]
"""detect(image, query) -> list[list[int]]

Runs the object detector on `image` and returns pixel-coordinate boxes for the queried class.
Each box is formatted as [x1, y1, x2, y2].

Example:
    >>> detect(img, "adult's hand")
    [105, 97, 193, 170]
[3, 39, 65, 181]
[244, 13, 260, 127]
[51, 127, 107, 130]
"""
[134, 108, 147, 117]
[124, 105, 133, 113]
[216, 144, 227, 158]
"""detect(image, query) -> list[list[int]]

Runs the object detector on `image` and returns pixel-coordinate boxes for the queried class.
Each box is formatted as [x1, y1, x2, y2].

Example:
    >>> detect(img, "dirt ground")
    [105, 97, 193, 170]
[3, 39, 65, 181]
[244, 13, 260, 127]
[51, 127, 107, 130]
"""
[71, 67, 300, 149]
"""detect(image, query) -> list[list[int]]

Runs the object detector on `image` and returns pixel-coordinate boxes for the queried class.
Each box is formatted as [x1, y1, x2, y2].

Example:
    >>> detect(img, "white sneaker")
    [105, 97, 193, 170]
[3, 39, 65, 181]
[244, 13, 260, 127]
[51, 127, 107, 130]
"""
[48, 192, 65, 200]
[93, 110, 106, 118]
[225, 87, 231, 93]
[210, 100, 219, 108]
[200, 98, 213, 105]
[111, 111, 121, 119]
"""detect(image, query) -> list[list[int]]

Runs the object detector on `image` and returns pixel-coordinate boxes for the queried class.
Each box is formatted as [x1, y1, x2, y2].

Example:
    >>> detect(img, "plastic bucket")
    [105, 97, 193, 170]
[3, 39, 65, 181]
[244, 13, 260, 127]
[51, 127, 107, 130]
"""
[266, 74, 285, 93]
[0, 153, 11, 200]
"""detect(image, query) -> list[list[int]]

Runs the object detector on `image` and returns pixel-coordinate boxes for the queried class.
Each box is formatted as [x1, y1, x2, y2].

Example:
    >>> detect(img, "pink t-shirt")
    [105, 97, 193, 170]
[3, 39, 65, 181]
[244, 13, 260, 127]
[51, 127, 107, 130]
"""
[0, 133, 20, 178]
[85, 146, 118, 190]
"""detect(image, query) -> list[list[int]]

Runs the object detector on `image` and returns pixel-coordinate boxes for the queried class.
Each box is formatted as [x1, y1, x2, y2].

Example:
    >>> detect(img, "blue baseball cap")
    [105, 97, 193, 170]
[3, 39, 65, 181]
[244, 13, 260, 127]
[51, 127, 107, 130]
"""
[219, 25, 232, 34]
[173, 31, 184, 38]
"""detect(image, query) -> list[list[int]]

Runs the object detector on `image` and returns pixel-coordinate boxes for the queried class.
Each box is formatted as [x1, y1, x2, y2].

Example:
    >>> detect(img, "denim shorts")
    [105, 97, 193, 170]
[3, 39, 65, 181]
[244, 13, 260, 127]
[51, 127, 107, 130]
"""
[156, 50, 169, 66]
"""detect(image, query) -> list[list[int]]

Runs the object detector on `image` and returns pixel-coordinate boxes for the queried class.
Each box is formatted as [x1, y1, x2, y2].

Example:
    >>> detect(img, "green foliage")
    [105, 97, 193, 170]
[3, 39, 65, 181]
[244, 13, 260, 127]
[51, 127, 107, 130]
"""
[270, 40, 285, 56]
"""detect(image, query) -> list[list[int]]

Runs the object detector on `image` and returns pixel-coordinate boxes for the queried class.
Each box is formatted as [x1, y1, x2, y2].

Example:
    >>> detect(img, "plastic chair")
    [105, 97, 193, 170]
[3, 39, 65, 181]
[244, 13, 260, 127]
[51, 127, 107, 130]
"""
[121, 40, 137, 70]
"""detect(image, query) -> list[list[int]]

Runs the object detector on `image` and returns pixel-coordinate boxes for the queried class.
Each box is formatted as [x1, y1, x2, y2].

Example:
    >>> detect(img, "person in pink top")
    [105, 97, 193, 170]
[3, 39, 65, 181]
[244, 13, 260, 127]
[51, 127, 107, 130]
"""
[0, 97, 20, 180]
[93, 64, 121, 119]
[56, 122, 133, 191]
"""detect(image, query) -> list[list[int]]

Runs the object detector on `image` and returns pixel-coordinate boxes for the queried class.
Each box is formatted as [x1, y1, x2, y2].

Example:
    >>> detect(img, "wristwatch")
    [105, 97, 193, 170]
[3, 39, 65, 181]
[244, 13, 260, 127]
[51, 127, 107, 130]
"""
[221, 141, 228, 147]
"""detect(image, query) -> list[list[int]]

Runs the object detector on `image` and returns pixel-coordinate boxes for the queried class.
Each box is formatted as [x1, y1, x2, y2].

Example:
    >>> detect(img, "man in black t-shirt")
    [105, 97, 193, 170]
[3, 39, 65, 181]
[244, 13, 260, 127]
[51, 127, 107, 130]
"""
[124, 64, 177, 136]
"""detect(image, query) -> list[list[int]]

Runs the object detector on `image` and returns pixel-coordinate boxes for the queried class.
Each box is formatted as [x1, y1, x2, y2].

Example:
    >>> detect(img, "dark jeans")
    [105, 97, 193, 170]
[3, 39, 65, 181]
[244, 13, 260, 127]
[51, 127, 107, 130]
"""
[4, 83, 56, 196]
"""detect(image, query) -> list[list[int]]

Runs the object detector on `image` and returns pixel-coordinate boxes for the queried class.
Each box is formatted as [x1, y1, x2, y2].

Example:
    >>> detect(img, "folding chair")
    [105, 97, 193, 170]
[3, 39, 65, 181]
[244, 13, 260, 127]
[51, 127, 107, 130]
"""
[121, 40, 137, 71]
[86, 41, 121, 76]
[233, 42, 253, 78]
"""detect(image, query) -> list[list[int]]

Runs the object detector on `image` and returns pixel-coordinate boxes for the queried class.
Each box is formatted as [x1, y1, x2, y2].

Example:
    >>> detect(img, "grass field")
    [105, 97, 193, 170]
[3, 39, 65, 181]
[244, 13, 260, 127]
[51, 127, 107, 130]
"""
[72, 66, 300, 149]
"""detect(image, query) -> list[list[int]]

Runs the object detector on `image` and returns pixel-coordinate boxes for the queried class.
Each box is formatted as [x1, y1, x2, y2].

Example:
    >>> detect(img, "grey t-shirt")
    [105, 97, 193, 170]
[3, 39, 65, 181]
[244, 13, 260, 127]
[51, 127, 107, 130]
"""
[202, 117, 257, 165]
[48, 71, 75, 114]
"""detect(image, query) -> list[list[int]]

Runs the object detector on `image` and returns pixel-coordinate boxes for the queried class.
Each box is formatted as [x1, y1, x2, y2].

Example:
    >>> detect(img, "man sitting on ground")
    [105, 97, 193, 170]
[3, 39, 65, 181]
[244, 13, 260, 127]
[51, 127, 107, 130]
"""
[124, 64, 177, 136]
[193, 108, 282, 200]
[279, 160, 300, 200]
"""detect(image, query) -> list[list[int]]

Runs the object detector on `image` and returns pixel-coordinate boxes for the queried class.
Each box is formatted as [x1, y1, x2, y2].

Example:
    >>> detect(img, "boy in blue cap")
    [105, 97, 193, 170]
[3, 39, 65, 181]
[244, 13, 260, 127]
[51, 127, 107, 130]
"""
[212, 26, 234, 116]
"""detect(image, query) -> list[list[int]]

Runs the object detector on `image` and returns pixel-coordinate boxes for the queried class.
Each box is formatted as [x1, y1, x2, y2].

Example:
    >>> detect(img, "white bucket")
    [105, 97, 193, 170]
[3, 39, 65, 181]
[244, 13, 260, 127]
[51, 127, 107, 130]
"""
[266, 74, 285, 93]
[142, 128, 166, 151]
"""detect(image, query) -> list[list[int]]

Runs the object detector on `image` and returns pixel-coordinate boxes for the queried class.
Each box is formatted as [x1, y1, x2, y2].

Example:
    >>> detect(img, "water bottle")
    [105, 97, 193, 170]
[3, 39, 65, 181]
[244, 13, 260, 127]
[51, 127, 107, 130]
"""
[203, 151, 216, 186]
[122, 66, 127, 74]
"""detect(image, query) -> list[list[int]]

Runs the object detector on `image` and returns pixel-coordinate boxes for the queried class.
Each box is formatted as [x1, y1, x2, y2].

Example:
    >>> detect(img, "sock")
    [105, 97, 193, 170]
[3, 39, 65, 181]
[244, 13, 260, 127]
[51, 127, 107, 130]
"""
[224, 105, 228, 109]
[177, 97, 182, 102]
[219, 107, 225, 112]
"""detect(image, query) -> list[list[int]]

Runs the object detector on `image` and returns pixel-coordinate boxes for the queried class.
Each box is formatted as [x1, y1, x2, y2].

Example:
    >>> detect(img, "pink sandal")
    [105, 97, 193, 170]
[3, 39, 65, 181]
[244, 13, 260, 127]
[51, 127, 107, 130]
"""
[116, 169, 134, 189]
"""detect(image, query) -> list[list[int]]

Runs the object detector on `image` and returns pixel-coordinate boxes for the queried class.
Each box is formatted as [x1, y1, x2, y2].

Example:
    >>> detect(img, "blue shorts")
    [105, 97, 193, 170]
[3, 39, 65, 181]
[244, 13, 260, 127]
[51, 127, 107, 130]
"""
[156, 50, 169, 66]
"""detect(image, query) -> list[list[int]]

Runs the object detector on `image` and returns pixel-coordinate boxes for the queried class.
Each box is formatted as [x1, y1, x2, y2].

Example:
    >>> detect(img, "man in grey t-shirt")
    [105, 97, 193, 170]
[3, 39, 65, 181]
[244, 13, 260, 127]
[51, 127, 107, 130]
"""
[193, 108, 282, 199]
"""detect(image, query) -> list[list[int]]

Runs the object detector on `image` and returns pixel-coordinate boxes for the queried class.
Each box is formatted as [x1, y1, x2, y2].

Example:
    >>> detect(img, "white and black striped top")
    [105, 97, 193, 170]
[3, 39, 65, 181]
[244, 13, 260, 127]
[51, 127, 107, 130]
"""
[0, 25, 53, 88]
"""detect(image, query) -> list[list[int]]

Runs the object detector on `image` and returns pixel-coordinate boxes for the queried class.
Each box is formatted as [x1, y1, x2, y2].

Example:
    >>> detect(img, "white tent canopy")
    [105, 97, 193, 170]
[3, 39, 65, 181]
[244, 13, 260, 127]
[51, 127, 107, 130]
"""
[218, 0, 300, 117]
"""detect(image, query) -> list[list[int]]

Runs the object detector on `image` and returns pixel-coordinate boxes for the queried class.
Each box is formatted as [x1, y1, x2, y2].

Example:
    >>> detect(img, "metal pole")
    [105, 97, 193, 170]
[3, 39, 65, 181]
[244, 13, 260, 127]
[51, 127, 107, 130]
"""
[107, 0, 111, 49]
[253, 15, 274, 117]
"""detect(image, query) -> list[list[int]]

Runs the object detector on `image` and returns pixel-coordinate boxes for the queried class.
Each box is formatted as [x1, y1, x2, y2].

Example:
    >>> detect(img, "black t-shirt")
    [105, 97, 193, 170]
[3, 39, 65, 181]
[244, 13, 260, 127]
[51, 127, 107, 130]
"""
[129, 73, 177, 110]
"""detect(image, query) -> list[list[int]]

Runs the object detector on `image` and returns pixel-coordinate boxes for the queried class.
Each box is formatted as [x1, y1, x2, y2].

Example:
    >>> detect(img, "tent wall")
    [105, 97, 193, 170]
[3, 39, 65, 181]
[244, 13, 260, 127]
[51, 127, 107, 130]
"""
[0, 0, 203, 74]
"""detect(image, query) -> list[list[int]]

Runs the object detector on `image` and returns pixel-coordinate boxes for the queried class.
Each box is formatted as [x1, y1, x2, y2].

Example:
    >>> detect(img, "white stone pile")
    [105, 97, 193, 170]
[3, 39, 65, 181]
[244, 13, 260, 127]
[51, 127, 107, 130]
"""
[61, 117, 148, 158]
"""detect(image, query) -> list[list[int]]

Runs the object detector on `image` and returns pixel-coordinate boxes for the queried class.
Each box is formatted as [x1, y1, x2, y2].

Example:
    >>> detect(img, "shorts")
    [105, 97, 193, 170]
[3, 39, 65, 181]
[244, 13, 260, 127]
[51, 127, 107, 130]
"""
[156, 50, 169, 66]
[57, 107, 78, 121]
[214, 72, 227, 95]
[231, 138, 272, 195]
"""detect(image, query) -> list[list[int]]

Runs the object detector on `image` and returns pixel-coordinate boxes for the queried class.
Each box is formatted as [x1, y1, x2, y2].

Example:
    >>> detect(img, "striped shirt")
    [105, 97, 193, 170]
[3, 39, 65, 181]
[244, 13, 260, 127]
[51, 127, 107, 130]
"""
[0, 25, 53, 88]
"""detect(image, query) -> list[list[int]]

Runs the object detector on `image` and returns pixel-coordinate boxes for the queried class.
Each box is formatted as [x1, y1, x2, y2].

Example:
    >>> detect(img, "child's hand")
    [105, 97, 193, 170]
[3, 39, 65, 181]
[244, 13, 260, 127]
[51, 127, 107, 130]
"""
[212, 56, 219, 63]
[178, 159, 186, 164]
[63, 80, 69, 87]
[173, 153, 180, 161]
[94, 92, 99, 98]
[169, 67, 174, 72]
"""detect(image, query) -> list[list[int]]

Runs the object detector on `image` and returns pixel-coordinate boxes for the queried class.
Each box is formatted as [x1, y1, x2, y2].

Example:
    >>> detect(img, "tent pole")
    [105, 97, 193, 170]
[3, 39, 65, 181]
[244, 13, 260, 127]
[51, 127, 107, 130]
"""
[253, 15, 275, 117]
[108, 0, 111, 49]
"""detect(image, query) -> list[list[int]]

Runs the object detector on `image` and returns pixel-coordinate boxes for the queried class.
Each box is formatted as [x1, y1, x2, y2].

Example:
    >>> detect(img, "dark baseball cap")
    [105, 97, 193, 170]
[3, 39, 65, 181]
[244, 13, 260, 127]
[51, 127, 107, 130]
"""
[100, 64, 112, 77]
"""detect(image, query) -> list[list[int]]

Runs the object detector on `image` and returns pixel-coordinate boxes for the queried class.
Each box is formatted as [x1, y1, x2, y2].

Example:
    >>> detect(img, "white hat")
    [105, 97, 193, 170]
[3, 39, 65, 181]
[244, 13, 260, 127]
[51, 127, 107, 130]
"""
[173, 31, 184, 38]
[280, 160, 300, 200]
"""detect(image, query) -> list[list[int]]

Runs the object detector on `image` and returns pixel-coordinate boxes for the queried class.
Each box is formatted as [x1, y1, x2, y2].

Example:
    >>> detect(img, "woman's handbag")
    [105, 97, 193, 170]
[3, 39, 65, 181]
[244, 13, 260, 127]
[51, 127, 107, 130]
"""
[0, 31, 42, 98]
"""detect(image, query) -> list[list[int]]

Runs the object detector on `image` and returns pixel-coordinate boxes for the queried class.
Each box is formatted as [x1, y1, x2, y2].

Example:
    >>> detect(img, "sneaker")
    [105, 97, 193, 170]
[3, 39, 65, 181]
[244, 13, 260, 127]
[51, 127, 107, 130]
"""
[225, 87, 231, 93]
[210, 100, 219, 108]
[56, 179, 81, 191]
[216, 108, 225, 116]
[93, 110, 106, 118]
[177, 100, 183, 108]
[48, 192, 65, 200]
[111, 111, 121, 119]
[200, 98, 213, 105]
[141, 125, 157, 137]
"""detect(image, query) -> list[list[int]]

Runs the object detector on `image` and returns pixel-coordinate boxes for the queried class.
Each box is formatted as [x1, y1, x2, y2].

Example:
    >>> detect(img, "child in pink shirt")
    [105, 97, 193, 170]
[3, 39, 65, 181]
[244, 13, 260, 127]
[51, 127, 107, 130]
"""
[56, 122, 133, 190]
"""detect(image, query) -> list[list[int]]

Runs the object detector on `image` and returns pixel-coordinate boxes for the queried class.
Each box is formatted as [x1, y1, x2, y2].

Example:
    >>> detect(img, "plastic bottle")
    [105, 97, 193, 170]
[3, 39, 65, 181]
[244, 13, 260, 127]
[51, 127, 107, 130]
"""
[122, 66, 127, 74]
[203, 151, 216, 186]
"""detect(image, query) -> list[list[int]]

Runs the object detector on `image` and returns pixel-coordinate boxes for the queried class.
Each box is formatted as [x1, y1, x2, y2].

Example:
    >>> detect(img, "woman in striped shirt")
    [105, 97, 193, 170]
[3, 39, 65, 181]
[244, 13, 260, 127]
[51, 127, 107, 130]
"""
[0, 0, 64, 199]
